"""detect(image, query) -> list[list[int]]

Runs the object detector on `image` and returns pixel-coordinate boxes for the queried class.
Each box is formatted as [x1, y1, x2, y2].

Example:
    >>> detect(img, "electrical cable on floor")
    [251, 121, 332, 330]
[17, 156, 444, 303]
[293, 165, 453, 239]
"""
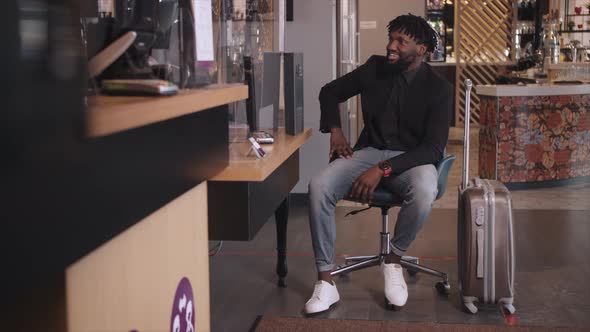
[209, 241, 223, 256]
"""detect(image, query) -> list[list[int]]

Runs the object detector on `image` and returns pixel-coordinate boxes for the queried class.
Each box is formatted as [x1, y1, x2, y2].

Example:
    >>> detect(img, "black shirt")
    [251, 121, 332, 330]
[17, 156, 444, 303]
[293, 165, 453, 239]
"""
[318, 55, 453, 175]
[370, 65, 421, 151]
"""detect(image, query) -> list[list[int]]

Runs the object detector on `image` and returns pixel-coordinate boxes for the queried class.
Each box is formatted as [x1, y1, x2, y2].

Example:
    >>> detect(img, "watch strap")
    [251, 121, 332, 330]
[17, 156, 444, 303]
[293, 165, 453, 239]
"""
[379, 160, 392, 178]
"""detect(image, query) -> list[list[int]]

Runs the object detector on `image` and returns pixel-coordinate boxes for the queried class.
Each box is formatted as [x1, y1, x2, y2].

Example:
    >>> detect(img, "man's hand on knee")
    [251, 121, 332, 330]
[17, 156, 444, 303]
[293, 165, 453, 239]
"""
[350, 166, 384, 204]
[329, 127, 353, 159]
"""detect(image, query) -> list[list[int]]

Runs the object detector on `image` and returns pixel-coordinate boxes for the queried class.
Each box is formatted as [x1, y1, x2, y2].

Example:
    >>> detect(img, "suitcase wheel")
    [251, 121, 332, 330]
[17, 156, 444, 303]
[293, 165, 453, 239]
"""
[435, 281, 450, 295]
[464, 301, 478, 314]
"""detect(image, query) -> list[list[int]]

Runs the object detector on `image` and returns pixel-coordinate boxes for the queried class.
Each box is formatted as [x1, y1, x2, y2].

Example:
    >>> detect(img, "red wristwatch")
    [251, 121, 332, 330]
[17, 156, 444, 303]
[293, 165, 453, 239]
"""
[378, 160, 392, 178]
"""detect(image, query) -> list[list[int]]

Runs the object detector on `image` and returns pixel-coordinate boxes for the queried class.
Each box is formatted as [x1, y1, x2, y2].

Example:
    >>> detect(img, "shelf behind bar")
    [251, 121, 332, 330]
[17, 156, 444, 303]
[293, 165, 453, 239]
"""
[559, 30, 590, 33]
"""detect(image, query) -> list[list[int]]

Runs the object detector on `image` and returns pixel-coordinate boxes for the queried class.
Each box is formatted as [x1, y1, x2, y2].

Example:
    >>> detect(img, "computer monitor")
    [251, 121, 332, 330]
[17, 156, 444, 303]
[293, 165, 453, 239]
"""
[153, 0, 178, 50]
[113, 0, 178, 51]
[90, 0, 182, 80]
[99, 0, 158, 78]
[101, 0, 178, 79]
[115, 0, 157, 32]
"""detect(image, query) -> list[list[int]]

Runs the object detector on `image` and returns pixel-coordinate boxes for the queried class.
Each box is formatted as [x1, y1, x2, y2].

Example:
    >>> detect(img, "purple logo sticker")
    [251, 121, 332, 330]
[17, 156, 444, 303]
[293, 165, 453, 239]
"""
[170, 277, 195, 332]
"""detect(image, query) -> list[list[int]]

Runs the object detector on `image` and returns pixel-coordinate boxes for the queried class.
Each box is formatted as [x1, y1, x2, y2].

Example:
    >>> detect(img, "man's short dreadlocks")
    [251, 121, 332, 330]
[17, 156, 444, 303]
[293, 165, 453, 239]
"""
[387, 14, 439, 53]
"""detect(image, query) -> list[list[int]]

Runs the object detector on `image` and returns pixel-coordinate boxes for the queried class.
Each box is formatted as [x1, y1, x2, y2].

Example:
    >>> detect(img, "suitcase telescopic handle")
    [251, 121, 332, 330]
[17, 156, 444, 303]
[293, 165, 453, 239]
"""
[462, 79, 473, 190]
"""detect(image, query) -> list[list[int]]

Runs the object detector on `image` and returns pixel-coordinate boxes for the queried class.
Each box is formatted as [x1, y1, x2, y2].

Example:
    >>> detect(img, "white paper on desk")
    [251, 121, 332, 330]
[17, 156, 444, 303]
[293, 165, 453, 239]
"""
[193, 0, 214, 61]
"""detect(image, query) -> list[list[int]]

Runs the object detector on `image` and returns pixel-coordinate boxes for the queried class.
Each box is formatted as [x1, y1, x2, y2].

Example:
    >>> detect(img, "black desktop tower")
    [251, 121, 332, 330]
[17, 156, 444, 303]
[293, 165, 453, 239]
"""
[244, 56, 258, 132]
[283, 52, 304, 135]
[261, 52, 281, 129]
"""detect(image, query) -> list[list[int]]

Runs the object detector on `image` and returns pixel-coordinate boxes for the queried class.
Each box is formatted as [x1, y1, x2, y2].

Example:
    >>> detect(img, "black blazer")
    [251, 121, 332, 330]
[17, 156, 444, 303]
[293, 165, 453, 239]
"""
[318, 55, 453, 176]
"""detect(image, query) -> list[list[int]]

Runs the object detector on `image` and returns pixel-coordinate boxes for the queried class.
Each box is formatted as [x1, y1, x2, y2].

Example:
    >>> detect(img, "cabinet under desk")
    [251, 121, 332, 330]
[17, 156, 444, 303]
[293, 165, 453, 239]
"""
[208, 128, 312, 288]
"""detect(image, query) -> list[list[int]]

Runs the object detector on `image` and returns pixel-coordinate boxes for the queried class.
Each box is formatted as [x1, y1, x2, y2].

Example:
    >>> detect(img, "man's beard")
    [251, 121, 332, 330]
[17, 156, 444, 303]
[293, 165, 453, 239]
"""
[384, 51, 417, 74]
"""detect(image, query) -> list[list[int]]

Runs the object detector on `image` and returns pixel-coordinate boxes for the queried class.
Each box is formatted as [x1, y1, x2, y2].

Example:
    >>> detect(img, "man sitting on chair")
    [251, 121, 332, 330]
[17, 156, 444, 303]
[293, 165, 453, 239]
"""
[304, 14, 453, 314]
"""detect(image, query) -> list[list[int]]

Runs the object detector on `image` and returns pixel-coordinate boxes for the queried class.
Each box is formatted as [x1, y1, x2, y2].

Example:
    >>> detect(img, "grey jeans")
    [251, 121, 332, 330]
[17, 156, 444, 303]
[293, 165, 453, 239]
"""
[308, 147, 438, 272]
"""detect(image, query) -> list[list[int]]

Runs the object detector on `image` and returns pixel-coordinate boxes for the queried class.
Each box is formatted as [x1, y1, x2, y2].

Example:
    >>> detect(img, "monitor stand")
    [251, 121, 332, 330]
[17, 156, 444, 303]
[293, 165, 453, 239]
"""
[108, 52, 153, 79]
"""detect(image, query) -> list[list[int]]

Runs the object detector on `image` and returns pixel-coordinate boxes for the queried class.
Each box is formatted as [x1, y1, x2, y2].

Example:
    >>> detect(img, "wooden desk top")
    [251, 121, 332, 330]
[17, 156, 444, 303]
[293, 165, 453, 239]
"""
[86, 84, 248, 137]
[210, 128, 312, 182]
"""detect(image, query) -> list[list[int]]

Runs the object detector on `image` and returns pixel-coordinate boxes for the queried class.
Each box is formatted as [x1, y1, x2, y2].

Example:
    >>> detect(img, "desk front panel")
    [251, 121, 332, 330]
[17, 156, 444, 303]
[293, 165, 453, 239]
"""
[4, 104, 228, 290]
[67, 182, 211, 332]
[208, 152, 299, 241]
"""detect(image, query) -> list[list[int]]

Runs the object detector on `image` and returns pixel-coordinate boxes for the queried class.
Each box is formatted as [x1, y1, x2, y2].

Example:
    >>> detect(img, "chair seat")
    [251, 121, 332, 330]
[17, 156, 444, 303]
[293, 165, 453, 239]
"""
[371, 188, 403, 206]
[344, 155, 456, 209]
[345, 187, 402, 208]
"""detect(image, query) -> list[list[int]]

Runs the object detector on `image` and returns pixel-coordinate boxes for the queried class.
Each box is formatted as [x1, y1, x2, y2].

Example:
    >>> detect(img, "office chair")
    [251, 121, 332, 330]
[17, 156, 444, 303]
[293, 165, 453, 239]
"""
[330, 155, 456, 309]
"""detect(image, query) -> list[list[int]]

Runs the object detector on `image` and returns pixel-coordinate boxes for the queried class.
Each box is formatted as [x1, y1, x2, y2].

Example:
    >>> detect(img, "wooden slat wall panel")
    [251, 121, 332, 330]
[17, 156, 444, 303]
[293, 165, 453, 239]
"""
[455, 0, 516, 125]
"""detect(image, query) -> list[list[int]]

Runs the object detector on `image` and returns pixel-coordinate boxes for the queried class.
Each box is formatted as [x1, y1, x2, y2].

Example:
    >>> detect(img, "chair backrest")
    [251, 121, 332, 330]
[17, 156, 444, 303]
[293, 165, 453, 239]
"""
[435, 155, 456, 200]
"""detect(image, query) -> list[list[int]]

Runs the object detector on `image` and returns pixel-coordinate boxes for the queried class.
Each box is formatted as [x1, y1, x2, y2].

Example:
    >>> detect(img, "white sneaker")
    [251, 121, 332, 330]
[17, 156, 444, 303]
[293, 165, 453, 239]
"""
[381, 263, 408, 307]
[304, 280, 340, 314]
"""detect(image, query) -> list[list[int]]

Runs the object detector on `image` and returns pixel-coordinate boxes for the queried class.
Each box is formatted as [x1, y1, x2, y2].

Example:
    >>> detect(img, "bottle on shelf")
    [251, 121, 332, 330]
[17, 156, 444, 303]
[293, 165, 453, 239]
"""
[428, 18, 445, 61]
[541, 15, 559, 69]
[527, 0, 535, 21]
[428, 0, 442, 11]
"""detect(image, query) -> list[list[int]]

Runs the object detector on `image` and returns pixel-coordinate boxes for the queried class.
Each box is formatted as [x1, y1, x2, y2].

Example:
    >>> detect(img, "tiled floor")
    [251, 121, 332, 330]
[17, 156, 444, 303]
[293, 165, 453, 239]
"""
[209, 203, 590, 331]
[209, 134, 590, 331]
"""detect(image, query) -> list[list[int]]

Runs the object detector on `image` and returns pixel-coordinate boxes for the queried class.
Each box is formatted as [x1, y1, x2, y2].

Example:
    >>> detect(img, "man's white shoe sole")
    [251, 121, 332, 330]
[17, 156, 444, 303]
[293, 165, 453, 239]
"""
[304, 300, 339, 315]
[384, 297, 404, 311]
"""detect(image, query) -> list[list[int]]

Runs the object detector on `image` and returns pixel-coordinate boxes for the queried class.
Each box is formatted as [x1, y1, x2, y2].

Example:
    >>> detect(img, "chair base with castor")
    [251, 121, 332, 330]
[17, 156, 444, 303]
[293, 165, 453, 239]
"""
[330, 155, 456, 309]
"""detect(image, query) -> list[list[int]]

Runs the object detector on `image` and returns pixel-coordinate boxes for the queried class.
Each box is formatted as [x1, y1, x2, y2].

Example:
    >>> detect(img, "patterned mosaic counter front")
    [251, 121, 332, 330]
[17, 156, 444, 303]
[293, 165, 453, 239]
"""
[479, 94, 590, 186]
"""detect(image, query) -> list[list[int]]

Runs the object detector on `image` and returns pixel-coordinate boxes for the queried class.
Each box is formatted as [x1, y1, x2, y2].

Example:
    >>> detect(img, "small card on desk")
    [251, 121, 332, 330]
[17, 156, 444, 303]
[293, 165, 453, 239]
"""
[248, 137, 267, 158]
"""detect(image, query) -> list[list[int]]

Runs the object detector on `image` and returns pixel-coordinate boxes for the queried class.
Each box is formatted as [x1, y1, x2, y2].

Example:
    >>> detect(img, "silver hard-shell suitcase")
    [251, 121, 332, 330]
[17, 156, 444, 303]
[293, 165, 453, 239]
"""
[457, 79, 516, 314]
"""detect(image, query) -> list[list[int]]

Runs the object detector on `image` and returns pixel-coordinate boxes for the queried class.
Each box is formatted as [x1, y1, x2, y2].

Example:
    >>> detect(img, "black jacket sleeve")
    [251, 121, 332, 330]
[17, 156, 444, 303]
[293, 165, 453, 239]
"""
[318, 56, 373, 133]
[387, 80, 453, 175]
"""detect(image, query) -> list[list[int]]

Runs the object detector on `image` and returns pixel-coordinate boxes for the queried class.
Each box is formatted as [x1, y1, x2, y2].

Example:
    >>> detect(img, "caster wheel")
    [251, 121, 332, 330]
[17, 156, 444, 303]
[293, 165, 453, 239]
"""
[435, 281, 450, 295]
[384, 297, 402, 311]
[502, 303, 516, 314]
[464, 302, 478, 314]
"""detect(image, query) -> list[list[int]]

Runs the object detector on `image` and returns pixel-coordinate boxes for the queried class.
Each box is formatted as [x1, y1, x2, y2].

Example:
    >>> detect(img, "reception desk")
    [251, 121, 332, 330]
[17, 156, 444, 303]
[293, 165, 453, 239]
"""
[64, 84, 248, 332]
[477, 84, 590, 188]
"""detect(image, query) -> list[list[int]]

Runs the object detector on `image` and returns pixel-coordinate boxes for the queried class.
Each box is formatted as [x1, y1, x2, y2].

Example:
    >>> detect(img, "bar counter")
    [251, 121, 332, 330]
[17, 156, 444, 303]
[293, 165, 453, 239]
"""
[477, 84, 590, 188]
